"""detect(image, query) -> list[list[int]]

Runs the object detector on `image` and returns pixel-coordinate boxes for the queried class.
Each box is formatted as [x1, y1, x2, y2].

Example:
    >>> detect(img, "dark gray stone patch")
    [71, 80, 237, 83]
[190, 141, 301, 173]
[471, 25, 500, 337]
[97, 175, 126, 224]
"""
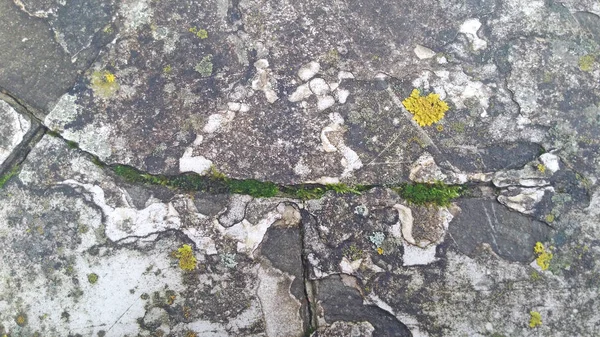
[259, 226, 311, 328]
[52, 0, 115, 55]
[574, 11, 600, 43]
[317, 275, 412, 337]
[449, 199, 551, 262]
[0, 1, 78, 113]
[439, 142, 544, 172]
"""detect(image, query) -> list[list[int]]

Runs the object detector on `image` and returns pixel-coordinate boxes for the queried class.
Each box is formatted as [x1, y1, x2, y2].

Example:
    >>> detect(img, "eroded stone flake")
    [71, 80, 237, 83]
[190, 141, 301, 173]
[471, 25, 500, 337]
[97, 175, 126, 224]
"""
[0, 100, 30, 165]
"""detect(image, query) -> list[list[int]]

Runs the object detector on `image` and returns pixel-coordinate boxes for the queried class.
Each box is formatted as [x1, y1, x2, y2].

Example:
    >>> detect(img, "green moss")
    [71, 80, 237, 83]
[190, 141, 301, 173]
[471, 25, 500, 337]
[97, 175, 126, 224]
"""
[325, 183, 365, 195]
[109, 163, 467, 204]
[393, 182, 462, 206]
[87, 273, 99, 284]
[66, 140, 79, 149]
[283, 185, 326, 200]
[0, 166, 20, 188]
[227, 179, 279, 198]
[46, 130, 61, 137]
[194, 55, 213, 77]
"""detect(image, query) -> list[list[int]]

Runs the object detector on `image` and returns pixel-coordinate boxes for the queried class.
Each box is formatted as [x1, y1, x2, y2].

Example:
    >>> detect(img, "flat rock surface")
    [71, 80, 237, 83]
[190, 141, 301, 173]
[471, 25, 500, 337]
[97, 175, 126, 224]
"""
[1, 0, 600, 336]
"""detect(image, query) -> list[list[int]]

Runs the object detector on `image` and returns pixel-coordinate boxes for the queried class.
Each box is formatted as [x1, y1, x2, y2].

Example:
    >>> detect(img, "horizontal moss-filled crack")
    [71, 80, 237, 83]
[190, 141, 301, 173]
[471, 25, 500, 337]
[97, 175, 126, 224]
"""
[102, 162, 465, 205]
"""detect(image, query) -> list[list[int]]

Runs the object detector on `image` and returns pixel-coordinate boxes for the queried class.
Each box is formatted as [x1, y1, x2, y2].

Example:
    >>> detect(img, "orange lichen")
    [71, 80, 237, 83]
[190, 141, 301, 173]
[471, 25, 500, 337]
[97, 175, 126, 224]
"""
[402, 89, 449, 126]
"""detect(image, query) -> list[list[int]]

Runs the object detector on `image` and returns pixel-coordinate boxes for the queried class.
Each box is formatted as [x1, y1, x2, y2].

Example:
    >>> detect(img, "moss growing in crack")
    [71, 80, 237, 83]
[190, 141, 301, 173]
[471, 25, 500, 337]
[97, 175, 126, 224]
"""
[227, 179, 279, 198]
[109, 163, 465, 203]
[66, 140, 79, 149]
[283, 185, 326, 200]
[393, 182, 462, 206]
[0, 166, 19, 188]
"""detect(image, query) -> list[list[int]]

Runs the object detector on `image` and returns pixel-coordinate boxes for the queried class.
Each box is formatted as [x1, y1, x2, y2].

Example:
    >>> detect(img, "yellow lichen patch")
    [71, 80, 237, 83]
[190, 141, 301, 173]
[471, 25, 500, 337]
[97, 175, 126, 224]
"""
[104, 72, 116, 83]
[175, 244, 197, 271]
[376, 247, 384, 255]
[90, 70, 119, 98]
[529, 311, 542, 328]
[534, 242, 553, 270]
[537, 163, 546, 173]
[402, 89, 449, 126]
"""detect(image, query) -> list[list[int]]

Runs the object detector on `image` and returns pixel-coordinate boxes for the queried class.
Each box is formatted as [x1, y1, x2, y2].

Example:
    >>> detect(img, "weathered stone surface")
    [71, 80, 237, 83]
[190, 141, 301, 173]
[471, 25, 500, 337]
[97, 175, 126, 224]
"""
[0, 136, 307, 336]
[0, 0, 114, 115]
[2, 0, 600, 335]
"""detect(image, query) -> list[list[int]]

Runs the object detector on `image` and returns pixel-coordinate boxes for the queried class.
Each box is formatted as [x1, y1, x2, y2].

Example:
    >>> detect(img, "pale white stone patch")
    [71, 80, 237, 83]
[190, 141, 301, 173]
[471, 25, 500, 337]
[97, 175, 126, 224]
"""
[497, 187, 553, 214]
[459, 18, 487, 51]
[403, 243, 438, 266]
[0, 101, 30, 165]
[289, 83, 313, 102]
[414, 44, 436, 59]
[309, 78, 330, 95]
[317, 95, 336, 111]
[298, 61, 320, 81]
[339, 144, 363, 177]
[179, 147, 213, 175]
[320, 112, 363, 177]
[336, 88, 350, 104]
[337, 71, 355, 80]
[223, 211, 282, 255]
[540, 153, 560, 173]
[409, 153, 448, 183]
[119, 0, 153, 33]
[59, 180, 182, 241]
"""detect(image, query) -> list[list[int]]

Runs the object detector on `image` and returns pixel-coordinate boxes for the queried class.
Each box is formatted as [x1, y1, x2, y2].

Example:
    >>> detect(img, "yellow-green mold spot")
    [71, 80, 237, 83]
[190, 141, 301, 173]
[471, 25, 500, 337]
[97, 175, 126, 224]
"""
[189, 27, 208, 39]
[402, 88, 449, 126]
[529, 311, 542, 328]
[15, 313, 27, 326]
[175, 244, 197, 271]
[87, 273, 99, 284]
[90, 70, 119, 98]
[579, 54, 595, 72]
